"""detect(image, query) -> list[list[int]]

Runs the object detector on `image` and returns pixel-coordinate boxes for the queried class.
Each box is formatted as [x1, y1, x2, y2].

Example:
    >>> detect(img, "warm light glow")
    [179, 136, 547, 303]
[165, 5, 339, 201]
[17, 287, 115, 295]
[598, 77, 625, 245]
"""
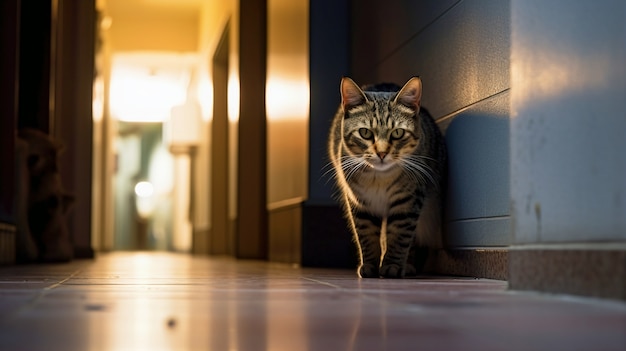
[511, 47, 613, 116]
[266, 77, 310, 121]
[265, 0, 309, 204]
[197, 74, 214, 121]
[100, 253, 192, 350]
[147, 147, 174, 195]
[100, 15, 112, 30]
[134, 181, 154, 198]
[164, 101, 202, 147]
[110, 68, 186, 122]
[227, 75, 240, 122]
[109, 53, 196, 122]
[92, 76, 105, 122]
[134, 181, 156, 219]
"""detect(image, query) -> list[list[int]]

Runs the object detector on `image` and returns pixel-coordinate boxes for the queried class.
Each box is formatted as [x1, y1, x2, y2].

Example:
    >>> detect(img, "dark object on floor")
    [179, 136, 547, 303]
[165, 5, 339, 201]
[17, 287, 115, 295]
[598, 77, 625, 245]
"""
[17, 128, 74, 263]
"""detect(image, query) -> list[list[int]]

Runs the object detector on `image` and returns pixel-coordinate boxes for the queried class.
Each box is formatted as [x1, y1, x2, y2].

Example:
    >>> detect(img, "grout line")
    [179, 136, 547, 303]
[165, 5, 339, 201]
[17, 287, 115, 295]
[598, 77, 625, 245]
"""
[375, 0, 464, 69]
[447, 215, 510, 223]
[0, 269, 82, 325]
[301, 277, 345, 290]
[44, 270, 82, 290]
[301, 277, 395, 304]
[509, 242, 626, 251]
[436, 88, 510, 125]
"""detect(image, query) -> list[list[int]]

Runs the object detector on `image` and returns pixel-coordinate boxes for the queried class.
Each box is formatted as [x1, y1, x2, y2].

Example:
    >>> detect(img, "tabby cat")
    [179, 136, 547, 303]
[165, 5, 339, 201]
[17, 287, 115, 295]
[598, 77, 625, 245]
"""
[328, 77, 446, 278]
[18, 128, 74, 262]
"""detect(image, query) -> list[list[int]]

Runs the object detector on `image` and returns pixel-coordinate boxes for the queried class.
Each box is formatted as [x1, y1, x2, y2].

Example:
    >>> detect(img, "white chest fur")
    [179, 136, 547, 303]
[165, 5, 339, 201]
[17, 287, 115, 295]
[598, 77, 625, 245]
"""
[351, 169, 402, 217]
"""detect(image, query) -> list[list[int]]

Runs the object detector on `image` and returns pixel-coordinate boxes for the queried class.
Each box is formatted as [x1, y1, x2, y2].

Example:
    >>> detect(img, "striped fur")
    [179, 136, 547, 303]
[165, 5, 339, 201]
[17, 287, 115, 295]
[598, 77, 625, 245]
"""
[328, 77, 446, 278]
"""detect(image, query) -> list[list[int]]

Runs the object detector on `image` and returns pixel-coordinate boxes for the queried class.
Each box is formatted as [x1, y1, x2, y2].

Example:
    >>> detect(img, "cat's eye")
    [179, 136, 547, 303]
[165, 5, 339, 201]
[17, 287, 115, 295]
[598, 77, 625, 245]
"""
[390, 128, 405, 139]
[358, 128, 374, 140]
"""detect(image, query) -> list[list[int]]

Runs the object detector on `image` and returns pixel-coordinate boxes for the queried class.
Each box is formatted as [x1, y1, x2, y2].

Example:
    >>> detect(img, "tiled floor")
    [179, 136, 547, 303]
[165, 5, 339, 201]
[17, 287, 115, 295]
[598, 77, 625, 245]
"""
[0, 252, 624, 351]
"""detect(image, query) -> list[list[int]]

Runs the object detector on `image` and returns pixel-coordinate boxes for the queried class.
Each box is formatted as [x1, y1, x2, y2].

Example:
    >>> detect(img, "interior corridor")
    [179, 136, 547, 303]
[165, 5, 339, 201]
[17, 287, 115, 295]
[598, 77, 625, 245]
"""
[0, 252, 624, 351]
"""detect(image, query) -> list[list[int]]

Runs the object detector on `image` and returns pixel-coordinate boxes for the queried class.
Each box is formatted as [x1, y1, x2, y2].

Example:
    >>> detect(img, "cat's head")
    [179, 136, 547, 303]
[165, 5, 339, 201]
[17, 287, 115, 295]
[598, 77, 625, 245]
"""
[340, 77, 423, 172]
[18, 128, 64, 176]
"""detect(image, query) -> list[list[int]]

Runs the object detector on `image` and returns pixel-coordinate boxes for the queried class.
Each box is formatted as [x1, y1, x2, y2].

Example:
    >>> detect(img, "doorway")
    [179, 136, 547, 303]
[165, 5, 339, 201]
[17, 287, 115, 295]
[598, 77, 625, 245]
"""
[210, 23, 234, 255]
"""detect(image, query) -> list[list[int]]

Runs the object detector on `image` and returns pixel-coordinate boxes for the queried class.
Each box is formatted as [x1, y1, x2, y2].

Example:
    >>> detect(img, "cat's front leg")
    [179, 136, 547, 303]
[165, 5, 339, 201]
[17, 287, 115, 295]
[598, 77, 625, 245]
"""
[352, 210, 383, 278]
[380, 212, 419, 278]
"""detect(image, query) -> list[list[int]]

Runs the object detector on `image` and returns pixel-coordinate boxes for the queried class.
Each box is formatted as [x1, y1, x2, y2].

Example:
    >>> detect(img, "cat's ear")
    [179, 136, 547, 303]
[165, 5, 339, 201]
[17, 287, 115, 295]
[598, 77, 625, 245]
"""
[341, 77, 367, 111]
[55, 141, 65, 154]
[27, 154, 41, 171]
[61, 194, 75, 214]
[394, 77, 422, 111]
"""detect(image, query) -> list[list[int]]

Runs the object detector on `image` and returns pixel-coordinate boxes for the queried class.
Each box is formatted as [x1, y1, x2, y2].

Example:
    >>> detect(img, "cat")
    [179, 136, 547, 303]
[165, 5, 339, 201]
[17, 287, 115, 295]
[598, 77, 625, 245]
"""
[14, 136, 39, 262]
[18, 128, 74, 262]
[328, 77, 446, 278]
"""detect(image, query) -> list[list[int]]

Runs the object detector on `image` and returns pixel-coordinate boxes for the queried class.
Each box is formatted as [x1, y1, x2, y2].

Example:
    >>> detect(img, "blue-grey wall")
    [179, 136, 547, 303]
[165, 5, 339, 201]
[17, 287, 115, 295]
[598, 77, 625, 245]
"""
[303, 0, 357, 268]
[307, 0, 350, 205]
[508, 0, 626, 299]
[351, 0, 511, 247]
[510, 0, 626, 245]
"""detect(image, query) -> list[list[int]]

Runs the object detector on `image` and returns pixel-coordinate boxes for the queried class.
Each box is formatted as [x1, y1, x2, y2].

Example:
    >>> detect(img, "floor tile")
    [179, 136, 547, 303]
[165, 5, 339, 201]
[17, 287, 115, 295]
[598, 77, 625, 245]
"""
[0, 252, 624, 351]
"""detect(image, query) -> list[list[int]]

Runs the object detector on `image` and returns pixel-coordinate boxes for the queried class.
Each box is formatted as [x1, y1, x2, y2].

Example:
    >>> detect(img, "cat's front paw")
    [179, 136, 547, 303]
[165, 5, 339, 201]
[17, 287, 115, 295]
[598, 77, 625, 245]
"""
[380, 264, 405, 279]
[404, 263, 417, 277]
[358, 263, 379, 278]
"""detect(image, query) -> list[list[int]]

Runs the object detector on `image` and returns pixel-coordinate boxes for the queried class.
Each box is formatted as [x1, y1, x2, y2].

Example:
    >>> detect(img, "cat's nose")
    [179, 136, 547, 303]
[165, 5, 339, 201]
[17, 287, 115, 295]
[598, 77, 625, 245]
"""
[377, 152, 387, 161]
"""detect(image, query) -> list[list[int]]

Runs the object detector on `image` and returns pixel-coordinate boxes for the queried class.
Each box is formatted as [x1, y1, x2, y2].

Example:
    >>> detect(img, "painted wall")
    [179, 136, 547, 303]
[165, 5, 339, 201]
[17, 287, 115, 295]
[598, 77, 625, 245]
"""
[266, 0, 309, 262]
[302, 0, 355, 268]
[266, 0, 309, 206]
[0, 0, 19, 263]
[350, 0, 511, 247]
[195, 0, 269, 258]
[107, 0, 199, 52]
[510, 0, 626, 245]
[193, 0, 240, 254]
[307, 0, 351, 205]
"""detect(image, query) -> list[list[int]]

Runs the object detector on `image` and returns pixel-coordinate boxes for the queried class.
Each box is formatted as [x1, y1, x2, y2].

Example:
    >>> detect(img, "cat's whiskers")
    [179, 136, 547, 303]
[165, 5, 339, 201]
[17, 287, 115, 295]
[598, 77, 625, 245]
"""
[341, 157, 369, 181]
[321, 161, 339, 180]
[322, 155, 355, 178]
[399, 155, 437, 186]
[322, 155, 369, 183]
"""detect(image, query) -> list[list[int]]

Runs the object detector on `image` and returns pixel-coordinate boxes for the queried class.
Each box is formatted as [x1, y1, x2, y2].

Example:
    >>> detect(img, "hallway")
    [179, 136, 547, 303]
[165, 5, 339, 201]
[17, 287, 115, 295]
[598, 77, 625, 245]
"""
[0, 252, 624, 350]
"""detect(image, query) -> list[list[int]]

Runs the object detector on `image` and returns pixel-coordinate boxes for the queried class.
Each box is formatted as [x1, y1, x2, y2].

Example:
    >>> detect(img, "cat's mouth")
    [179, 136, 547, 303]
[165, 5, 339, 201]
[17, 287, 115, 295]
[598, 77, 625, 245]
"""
[368, 158, 397, 172]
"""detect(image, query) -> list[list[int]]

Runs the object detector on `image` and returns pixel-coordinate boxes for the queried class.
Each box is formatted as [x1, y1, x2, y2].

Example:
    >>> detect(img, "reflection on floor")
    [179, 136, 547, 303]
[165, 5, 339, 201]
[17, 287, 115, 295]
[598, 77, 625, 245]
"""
[0, 252, 624, 351]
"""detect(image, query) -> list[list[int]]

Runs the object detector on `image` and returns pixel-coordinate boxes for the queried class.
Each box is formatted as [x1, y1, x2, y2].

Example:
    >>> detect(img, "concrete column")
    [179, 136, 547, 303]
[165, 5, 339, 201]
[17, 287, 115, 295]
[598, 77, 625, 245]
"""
[510, 0, 626, 299]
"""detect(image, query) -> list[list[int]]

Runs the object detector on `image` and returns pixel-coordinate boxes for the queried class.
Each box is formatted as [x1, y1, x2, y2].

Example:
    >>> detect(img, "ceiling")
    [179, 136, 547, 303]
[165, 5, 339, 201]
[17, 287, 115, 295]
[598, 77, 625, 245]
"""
[105, 0, 203, 16]
[101, 0, 203, 122]
[103, 0, 202, 52]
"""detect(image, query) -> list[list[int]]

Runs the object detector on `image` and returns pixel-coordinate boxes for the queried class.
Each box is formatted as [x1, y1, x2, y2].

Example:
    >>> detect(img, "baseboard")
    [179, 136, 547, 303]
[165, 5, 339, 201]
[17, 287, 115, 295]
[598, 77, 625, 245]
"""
[73, 246, 95, 259]
[0, 222, 16, 265]
[301, 202, 358, 268]
[300, 202, 510, 278]
[192, 227, 210, 255]
[268, 197, 303, 263]
[509, 244, 626, 301]
[424, 247, 508, 280]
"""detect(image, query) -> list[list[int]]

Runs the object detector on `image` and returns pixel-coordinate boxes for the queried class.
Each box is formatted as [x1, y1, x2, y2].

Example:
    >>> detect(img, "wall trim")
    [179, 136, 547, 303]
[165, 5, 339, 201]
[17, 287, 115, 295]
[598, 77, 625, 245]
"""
[446, 217, 511, 247]
[424, 247, 508, 280]
[73, 246, 95, 259]
[267, 197, 305, 212]
[301, 202, 357, 268]
[509, 244, 626, 301]
[268, 198, 304, 264]
[0, 222, 16, 265]
[300, 202, 509, 280]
